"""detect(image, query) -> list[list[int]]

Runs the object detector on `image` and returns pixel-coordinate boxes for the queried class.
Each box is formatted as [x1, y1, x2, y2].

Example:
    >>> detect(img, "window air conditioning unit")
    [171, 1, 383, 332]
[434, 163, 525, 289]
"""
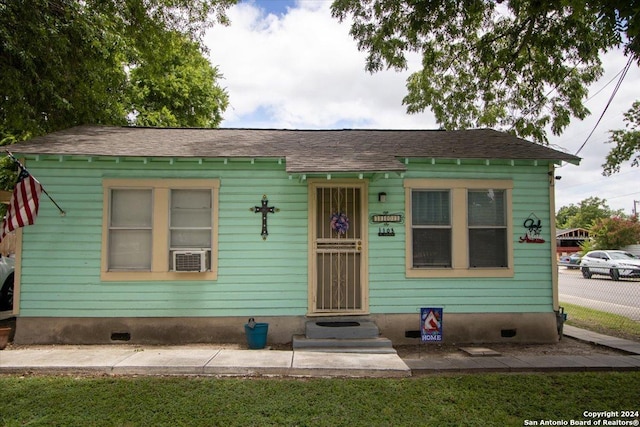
[173, 250, 207, 272]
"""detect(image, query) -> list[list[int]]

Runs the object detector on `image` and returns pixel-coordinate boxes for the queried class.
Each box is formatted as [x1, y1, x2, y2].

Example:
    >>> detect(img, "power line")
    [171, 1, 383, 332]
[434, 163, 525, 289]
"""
[574, 56, 633, 157]
[555, 61, 630, 154]
[559, 168, 640, 190]
[585, 66, 626, 102]
[608, 191, 640, 200]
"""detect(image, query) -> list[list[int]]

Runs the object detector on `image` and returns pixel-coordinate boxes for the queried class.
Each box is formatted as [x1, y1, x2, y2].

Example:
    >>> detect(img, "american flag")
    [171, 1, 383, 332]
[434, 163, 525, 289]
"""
[0, 166, 43, 243]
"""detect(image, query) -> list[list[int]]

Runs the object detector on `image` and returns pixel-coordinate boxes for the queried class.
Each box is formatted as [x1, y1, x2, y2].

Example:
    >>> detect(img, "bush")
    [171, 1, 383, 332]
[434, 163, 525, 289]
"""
[589, 215, 640, 249]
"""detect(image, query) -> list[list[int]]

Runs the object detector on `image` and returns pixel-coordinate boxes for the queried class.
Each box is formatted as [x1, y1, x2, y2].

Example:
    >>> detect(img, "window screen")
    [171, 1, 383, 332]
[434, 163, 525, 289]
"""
[169, 189, 213, 270]
[170, 189, 212, 249]
[108, 189, 152, 270]
[468, 189, 507, 267]
[411, 190, 452, 267]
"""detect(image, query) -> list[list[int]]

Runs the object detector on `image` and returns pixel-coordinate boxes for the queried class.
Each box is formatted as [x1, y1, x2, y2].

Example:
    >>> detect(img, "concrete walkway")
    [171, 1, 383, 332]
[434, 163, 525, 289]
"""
[0, 326, 638, 377]
[0, 346, 412, 378]
[406, 325, 640, 375]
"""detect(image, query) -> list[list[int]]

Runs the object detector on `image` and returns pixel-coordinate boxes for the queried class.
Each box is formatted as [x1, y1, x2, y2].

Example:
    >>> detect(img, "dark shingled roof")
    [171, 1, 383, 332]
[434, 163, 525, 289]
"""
[10, 125, 580, 173]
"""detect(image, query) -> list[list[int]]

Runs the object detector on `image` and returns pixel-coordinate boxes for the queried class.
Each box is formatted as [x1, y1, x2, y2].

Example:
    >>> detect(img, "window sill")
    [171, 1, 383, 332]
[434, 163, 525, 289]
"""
[101, 271, 218, 282]
[406, 267, 514, 279]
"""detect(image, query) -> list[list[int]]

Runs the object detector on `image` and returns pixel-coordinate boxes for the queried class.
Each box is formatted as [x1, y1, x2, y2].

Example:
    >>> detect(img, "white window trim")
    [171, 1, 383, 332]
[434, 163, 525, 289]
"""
[101, 178, 220, 281]
[404, 179, 514, 278]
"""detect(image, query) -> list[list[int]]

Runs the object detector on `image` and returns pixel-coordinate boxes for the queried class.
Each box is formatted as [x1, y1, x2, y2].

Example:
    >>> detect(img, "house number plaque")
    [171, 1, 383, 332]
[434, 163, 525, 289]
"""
[370, 211, 403, 237]
[370, 213, 403, 224]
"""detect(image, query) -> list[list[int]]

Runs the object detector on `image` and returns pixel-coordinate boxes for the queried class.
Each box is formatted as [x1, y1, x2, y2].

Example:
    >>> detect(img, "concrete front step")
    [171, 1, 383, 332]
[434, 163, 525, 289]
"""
[292, 335, 396, 354]
[304, 319, 380, 339]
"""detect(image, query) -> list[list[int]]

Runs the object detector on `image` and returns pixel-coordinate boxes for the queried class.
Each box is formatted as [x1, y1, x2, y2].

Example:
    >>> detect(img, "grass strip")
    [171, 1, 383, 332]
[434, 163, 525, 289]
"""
[561, 301, 640, 340]
[1, 373, 639, 426]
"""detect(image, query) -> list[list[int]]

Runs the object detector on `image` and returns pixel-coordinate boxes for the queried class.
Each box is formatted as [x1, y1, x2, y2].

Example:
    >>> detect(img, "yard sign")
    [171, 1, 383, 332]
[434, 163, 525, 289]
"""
[421, 307, 443, 342]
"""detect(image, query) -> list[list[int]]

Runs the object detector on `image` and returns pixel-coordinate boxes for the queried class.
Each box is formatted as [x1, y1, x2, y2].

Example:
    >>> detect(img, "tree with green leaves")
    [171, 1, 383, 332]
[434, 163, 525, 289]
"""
[331, 0, 639, 145]
[0, 0, 234, 144]
[555, 204, 580, 230]
[0, 0, 234, 190]
[589, 215, 640, 249]
[603, 100, 640, 175]
[556, 197, 624, 229]
[128, 31, 228, 128]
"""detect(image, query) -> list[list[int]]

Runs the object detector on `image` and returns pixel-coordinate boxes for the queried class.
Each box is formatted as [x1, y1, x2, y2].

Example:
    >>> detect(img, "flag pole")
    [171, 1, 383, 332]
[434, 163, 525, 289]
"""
[5, 151, 66, 216]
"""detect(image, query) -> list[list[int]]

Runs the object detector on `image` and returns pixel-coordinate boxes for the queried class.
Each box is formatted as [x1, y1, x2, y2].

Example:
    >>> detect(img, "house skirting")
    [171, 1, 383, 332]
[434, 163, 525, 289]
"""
[14, 312, 559, 345]
[372, 312, 559, 344]
[13, 316, 307, 345]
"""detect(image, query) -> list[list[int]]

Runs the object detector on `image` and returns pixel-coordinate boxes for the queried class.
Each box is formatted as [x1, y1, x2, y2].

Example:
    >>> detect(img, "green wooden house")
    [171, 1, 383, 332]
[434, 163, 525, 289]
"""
[7, 126, 579, 345]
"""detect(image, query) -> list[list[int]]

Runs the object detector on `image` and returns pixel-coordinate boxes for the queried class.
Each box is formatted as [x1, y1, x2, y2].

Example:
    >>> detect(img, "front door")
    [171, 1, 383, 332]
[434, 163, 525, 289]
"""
[309, 180, 368, 314]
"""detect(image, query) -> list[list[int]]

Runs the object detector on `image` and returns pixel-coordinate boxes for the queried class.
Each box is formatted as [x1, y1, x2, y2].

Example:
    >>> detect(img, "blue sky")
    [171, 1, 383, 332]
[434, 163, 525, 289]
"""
[206, 1, 640, 214]
[252, 0, 297, 16]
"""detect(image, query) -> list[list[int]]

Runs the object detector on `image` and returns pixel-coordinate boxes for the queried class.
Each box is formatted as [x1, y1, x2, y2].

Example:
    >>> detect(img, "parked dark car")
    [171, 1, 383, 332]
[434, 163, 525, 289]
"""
[559, 253, 582, 269]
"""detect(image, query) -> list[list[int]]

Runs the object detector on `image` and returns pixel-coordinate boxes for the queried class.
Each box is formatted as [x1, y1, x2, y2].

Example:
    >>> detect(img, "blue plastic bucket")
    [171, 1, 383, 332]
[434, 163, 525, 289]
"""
[244, 322, 269, 349]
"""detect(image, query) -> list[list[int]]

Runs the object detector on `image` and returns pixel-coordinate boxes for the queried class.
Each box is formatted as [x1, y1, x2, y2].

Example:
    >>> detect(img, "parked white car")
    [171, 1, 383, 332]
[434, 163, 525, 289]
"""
[580, 250, 640, 281]
[0, 254, 15, 312]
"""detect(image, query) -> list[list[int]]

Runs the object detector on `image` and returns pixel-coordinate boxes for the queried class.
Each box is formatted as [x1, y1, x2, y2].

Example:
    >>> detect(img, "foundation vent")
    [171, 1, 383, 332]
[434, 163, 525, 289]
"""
[111, 332, 131, 341]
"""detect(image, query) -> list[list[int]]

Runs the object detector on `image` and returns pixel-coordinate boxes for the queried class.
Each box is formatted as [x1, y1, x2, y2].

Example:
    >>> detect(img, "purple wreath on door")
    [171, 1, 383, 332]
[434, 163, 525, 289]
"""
[330, 212, 349, 235]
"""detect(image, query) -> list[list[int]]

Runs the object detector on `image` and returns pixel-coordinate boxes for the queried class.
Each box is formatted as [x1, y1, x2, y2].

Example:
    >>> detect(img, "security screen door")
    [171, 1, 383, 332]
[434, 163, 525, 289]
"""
[310, 182, 367, 314]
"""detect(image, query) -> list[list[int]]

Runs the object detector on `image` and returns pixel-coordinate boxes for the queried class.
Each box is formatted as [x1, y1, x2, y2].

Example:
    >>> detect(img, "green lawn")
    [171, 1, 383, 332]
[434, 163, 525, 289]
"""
[2, 373, 639, 426]
[561, 301, 640, 341]
[3, 304, 638, 426]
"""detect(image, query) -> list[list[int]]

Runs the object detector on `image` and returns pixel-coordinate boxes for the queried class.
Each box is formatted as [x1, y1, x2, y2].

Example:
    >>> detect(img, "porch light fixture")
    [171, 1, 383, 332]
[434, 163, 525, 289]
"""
[547, 171, 561, 180]
[547, 171, 561, 184]
[378, 192, 387, 203]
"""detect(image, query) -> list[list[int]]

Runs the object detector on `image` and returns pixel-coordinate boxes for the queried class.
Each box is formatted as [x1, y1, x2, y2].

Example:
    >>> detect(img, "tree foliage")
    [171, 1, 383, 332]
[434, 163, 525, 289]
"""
[603, 100, 640, 175]
[128, 31, 228, 128]
[331, 0, 639, 144]
[0, 0, 234, 144]
[555, 197, 623, 229]
[589, 215, 640, 249]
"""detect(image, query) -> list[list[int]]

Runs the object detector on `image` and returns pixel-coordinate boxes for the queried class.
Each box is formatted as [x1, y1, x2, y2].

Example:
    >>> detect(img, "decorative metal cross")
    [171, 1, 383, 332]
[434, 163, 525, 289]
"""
[252, 195, 278, 240]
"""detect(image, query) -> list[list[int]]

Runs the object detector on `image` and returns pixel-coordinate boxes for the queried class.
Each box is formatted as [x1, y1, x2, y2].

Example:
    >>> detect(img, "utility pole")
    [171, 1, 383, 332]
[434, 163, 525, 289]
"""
[634, 200, 639, 216]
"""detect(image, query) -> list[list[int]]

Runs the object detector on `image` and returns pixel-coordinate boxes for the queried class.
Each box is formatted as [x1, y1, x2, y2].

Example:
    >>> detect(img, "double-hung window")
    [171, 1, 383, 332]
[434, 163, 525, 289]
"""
[411, 190, 452, 268]
[405, 179, 513, 278]
[169, 189, 213, 271]
[468, 189, 507, 268]
[102, 179, 219, 281]
[108, 189, 153, 271]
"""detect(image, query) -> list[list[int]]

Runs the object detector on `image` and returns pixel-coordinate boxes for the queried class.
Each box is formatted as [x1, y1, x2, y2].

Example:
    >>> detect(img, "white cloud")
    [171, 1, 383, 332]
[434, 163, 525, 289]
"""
[205, 1, 640, 214]
[550, 50, 640, 214]
[205, 1, 436, 129]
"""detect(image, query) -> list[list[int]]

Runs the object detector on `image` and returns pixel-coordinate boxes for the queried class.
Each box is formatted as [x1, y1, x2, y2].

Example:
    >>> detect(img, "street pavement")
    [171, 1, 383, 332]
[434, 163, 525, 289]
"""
[558, 268, 640, 320]
[1, 326, 639, 377]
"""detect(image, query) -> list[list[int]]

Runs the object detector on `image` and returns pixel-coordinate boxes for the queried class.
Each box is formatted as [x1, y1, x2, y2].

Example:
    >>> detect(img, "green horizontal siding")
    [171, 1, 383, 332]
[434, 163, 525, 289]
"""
[18, 158, 309, 317]
[18, 156, 557, 318]
[367, 163, 555, 315]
